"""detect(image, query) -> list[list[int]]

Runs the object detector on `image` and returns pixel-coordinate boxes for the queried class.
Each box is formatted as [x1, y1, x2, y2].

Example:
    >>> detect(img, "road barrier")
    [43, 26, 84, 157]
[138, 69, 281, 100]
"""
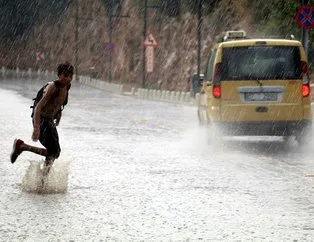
[77, 75, 123, 94]
[136, 88, 194, 105]
[0, 67, 123, 95]
[1, 67, 313, 106]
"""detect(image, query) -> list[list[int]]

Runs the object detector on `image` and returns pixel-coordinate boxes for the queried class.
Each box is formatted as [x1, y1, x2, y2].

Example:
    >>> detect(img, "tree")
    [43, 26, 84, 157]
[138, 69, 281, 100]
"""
[0, 0, 68, 41]
[101, 0, 123, 17]
[0, 0, 38, 40]
[161, 0, 181, 17]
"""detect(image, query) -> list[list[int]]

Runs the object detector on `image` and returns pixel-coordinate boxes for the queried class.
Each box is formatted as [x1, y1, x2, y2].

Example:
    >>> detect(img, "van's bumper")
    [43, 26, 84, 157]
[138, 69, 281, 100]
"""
[213, 120, 312, 136]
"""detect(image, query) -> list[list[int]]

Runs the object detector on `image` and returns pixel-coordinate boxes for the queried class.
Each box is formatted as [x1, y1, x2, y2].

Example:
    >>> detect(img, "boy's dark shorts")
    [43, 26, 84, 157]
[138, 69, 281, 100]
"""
[39, 116, 61, 160]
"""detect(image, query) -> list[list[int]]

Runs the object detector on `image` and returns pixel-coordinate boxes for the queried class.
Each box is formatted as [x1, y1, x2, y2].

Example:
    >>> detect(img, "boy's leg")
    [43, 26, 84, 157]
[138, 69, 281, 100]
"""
[39, 117, 61, 166]
[22, 143, 47, 156]
[43, 157, 55, 176]
[10, 139, 47, 163]
[44, 157, 55, 167]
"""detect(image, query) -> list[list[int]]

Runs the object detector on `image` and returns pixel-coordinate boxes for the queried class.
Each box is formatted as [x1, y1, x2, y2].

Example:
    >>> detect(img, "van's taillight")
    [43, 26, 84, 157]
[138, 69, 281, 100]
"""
[301, 61, 310, 97]
[213, 86, 221, 98]
[213, 63, 221, 98]
[302, 84, 310, 97]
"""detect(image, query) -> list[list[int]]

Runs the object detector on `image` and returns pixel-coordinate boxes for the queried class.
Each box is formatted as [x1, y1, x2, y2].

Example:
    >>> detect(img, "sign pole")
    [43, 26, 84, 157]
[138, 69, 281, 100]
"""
[197, 0, 203, 77]
[142, 0, 148, 88]
[146, 47, 154, 73]
[302, 26, 309, 57]
[297, 0, 314, 58]
[301, 0, 310, 57]
[75, 0, 79, 81]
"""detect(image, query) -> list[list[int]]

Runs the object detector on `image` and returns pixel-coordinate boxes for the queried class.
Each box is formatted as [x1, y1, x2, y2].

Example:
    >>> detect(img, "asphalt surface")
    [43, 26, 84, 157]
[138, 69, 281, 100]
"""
[0, 78, 314, 241]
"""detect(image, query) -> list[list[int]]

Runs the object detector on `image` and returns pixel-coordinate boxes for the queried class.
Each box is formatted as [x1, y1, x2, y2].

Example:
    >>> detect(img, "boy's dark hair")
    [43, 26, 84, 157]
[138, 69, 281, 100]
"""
[57, 61, 74, 76]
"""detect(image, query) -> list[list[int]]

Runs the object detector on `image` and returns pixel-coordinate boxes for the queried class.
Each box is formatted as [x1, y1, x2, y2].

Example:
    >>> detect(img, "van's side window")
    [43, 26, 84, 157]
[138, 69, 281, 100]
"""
[206, 49, 217, 80]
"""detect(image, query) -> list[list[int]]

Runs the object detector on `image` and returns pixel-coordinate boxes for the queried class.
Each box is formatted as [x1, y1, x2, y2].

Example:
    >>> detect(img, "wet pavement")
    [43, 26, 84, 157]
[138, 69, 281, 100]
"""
[0, 78, 314, 241]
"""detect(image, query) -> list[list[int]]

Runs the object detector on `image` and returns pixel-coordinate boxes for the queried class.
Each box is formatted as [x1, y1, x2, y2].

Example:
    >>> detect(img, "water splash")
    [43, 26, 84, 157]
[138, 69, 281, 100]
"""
[22, 160, 70, 194]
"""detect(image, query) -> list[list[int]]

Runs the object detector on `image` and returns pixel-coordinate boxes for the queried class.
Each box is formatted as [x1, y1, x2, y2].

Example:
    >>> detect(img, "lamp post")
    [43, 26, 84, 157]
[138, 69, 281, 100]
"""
[108, 9, 113, 82]
[197, 0, 203, 77]
[300, 0, 310, 57]
[106, 0, 128, 83]
[142, 0, 148, 88]
[74, 0, 79, 81]
[72, 0, 92, 81]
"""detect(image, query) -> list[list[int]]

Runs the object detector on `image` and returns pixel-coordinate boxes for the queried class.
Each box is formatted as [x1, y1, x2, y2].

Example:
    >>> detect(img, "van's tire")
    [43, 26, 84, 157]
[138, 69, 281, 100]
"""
[295, 123, 312, 147]
[296, 134, 310, 147]
[283, 135, 294, 147]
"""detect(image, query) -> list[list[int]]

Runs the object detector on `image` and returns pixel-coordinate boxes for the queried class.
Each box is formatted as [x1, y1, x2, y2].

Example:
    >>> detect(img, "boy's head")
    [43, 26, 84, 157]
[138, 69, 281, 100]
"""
[57, 61, 74, 77]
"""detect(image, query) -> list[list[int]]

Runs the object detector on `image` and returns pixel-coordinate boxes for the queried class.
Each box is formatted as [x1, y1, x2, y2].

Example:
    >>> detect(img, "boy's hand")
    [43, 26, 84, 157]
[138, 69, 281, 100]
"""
[32, 127, 40, 141]
[54, 110, 62, 126]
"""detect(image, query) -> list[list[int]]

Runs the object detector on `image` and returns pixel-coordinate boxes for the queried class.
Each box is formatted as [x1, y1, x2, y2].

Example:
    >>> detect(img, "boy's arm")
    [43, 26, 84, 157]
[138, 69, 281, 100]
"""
[32, 83, 55, 141]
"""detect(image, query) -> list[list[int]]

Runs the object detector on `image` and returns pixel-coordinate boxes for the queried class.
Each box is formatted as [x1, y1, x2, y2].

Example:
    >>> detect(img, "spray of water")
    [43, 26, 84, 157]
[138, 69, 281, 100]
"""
[22, 160, 70, 194]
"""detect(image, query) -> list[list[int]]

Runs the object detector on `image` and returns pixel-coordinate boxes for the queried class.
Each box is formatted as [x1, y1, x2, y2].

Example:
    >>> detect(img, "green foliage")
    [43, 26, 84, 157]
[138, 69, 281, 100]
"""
[100, 0, 123, 17]
[181, 0, 219, 14]
[247, 0, 301, 37]
[0, 0, 68, 40]
[0, 0, 37, 40]
[161, 0, 181, 17]
[247, 0, 314, 64]
[37, 0, 69, 23]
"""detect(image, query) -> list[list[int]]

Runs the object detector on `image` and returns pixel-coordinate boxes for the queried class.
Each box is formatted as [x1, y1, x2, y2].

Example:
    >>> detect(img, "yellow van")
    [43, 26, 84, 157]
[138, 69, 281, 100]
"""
[197, 31, 312, 144]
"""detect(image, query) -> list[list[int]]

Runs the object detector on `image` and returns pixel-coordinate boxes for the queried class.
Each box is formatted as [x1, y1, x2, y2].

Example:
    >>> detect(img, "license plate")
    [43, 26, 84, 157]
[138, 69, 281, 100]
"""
[244, 92, 278, 101]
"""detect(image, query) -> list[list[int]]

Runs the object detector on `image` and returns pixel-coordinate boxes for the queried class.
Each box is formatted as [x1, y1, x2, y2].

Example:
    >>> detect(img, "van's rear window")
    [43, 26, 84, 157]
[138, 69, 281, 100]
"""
[221, 46, 301, 80]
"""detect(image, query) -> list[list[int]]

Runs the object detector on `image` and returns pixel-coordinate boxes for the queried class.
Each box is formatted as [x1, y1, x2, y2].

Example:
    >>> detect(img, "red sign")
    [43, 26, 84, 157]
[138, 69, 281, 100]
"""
[143, 32, 158, 47]
[295, 5, 314, 29]
[36, 52, 45, 61]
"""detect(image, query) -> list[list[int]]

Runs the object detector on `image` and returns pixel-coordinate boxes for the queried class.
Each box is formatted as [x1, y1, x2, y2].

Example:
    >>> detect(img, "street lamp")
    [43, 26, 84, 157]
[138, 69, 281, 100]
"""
[197, 0, 203, 77]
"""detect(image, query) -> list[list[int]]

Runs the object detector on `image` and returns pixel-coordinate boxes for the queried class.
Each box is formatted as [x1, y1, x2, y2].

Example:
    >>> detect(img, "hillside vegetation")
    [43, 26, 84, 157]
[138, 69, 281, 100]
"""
[0, 0, 312, 91]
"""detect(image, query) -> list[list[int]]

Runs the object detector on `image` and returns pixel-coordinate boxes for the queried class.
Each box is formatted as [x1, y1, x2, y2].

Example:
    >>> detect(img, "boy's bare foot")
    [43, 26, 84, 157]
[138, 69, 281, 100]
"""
[10, 139, 24, 164]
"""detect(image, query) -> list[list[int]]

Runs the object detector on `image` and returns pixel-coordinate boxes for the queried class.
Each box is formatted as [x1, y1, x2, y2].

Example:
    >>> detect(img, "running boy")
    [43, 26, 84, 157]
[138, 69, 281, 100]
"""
[10, 62, 74, 167]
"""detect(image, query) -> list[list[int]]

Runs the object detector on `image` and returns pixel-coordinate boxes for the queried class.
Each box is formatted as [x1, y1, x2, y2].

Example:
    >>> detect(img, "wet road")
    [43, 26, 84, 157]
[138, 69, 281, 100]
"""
[1, 78, 314, 241]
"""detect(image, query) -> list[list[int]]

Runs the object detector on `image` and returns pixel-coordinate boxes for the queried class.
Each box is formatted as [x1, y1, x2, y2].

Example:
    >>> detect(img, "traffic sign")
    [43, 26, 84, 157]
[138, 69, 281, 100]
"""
[146, 46, 154, 72]
[295, 5, 314, 29]
[143, 32, 158, 47]
[36, 52, 45, 61]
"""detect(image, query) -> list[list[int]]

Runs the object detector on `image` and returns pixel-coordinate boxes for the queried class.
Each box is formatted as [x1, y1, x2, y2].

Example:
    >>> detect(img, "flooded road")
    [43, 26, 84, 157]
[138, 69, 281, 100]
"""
[1, 79, 314, 241]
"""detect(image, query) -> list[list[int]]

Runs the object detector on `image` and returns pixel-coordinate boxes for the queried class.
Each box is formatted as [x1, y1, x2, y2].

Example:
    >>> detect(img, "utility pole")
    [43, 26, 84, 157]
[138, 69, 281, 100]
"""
[197, 0, 203, 76]
[73, 0, 92, 81]
[109, 10, 113, 83]
[142, 0, 148, 88]
[301, 0, 310, 57]
[74, 0, 79, 81]
[106, 0, 128, 83]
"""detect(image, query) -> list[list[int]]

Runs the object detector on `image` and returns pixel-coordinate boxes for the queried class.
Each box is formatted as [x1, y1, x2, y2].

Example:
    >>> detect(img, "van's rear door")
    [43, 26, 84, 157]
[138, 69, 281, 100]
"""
[219, 45, 303, 121]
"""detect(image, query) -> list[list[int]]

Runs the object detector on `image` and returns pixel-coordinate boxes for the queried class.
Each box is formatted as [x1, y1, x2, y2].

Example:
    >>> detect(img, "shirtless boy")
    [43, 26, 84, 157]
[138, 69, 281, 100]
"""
[10, 62, 74, 167]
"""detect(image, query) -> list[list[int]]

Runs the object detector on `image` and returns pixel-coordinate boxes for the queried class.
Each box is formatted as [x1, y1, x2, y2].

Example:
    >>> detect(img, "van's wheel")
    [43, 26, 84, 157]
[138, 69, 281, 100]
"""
[283, 136, 293, 146]
[295, 124, 312, 147]
[296, 134, 310, 147]
[296, 135, 305, 147]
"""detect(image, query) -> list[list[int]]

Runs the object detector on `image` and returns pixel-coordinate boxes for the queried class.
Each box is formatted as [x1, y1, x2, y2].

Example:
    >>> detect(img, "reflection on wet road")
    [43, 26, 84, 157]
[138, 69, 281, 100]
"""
[0, 79, 314, 241]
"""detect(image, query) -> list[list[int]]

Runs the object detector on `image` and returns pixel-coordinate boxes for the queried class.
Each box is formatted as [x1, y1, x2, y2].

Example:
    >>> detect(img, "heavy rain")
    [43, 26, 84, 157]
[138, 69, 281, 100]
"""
[1, 0, 314, 241]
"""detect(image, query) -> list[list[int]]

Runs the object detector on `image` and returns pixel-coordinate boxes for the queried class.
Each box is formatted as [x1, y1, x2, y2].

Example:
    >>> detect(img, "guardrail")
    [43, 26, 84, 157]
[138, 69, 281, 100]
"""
[77, 75, 123, 94]
[0, 67, 196, 105]
[0, 67, 123, 94]
[2, 67, 313, 105]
